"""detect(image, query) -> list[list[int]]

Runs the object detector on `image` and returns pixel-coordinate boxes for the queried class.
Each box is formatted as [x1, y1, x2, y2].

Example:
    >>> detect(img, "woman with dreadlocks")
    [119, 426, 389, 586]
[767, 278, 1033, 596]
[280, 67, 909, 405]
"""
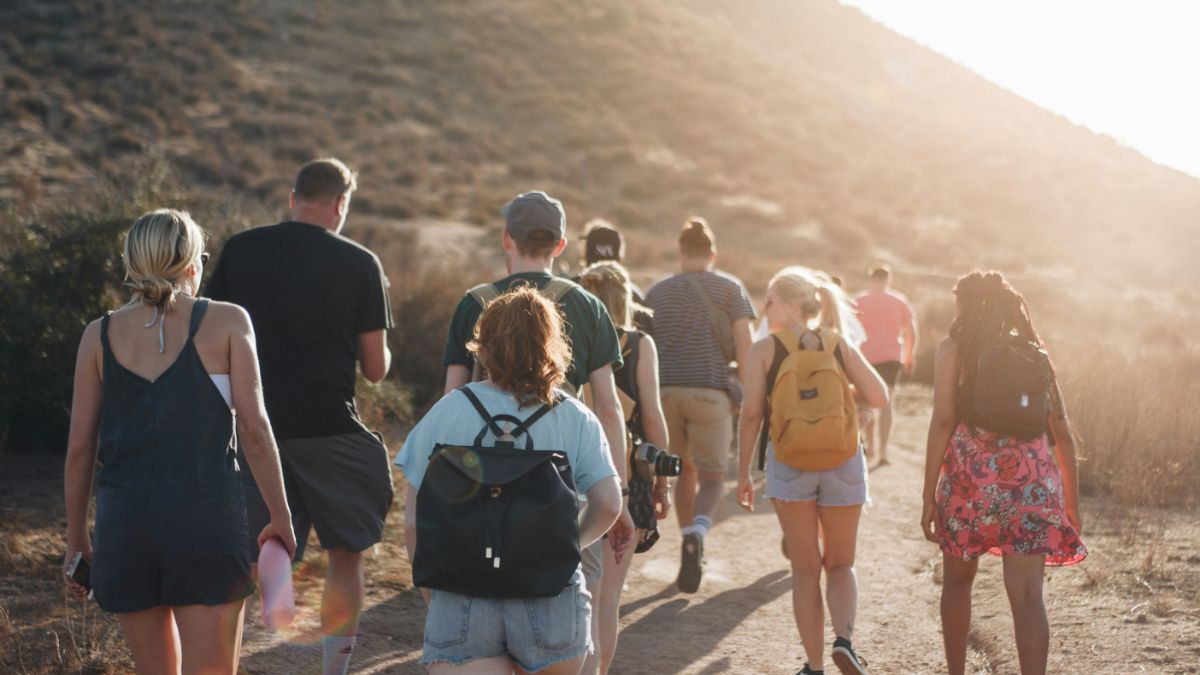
[920, 271, 1085, 675]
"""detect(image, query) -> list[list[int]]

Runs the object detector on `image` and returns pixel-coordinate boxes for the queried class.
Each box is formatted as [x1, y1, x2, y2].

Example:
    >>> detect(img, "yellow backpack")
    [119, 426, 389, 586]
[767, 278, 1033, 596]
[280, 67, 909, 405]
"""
[765, 330, 859, 471]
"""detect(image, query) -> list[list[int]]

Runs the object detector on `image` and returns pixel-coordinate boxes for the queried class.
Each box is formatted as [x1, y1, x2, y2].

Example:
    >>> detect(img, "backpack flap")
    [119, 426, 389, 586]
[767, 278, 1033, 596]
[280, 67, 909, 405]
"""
[429, 444, 571, 491]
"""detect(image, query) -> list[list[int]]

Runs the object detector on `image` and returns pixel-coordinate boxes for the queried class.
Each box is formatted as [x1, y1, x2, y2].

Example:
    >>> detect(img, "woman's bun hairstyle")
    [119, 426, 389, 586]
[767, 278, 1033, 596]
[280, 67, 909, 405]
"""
[123, 209, 205, 309]
[679, 216, 715, 257]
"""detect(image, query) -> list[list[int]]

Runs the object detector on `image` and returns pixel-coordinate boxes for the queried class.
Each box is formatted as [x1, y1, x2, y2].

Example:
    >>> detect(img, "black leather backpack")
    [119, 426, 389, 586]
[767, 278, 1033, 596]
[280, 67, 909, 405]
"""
[413, 386, 581, 598]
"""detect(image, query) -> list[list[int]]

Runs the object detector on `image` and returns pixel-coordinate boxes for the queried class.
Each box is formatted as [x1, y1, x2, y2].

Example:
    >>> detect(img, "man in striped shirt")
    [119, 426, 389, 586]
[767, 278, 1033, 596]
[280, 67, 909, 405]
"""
[645, 217, 755, 593]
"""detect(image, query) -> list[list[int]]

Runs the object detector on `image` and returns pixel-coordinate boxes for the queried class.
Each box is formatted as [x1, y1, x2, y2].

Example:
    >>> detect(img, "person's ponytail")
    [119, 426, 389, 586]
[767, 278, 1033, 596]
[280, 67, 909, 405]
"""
[814, 284, 843, 336]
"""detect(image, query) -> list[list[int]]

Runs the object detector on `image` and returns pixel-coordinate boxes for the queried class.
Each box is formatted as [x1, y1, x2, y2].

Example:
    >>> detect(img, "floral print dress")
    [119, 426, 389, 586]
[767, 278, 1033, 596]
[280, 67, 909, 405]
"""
[935, 424, 1086, 566]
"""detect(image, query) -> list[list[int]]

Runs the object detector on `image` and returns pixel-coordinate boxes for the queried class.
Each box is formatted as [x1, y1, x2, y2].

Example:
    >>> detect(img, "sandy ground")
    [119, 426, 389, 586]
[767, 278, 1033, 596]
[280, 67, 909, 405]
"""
[173, 387, 1200, 674]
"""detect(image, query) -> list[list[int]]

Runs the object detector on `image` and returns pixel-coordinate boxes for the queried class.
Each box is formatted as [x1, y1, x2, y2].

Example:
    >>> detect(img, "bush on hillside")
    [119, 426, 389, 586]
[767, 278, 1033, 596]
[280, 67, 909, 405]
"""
[0, 156, 183, 453]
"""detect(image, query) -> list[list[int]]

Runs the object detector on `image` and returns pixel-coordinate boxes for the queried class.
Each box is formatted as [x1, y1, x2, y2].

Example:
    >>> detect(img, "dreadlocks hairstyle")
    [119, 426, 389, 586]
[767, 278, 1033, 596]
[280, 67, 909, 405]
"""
[949, 270, 1054, 417]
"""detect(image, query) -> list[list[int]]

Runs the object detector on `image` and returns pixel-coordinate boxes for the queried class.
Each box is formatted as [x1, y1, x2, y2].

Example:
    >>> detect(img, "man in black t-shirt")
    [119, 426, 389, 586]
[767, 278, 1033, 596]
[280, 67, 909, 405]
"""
[205, 158, 393, 675]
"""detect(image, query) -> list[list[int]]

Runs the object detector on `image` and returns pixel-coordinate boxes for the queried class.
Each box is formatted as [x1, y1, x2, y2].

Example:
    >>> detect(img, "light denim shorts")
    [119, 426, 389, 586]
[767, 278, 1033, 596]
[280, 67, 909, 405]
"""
[764, 446, 869, 506]
[421, 570, 592, 671]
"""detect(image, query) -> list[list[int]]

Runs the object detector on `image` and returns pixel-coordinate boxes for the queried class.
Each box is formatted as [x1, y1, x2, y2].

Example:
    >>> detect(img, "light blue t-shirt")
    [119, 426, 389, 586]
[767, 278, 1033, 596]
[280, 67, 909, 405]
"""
[396, 382, 617, 495]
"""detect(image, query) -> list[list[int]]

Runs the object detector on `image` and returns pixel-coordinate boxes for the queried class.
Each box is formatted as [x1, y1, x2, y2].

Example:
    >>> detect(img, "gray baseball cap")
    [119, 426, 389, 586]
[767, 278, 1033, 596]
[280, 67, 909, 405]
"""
[501, 190, 566, 243]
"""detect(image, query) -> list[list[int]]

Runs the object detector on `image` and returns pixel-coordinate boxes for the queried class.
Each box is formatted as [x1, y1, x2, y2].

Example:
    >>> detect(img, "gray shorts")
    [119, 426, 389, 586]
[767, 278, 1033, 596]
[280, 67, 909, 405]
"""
[240, 427, 394, 561]
[421, 570, 592, 671]
[764, 446, 869, 507]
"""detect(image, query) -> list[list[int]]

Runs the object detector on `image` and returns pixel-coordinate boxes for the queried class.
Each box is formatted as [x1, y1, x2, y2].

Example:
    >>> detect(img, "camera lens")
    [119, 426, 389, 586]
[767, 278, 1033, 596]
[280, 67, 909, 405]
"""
[655, 453, 683, 477]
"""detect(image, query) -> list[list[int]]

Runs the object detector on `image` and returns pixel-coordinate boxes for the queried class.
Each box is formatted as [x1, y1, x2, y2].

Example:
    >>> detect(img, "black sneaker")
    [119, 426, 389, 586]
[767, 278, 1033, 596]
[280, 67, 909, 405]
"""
[831, 637, 868, 674]
[798, 665, 825, 675]
[677, 532, 703, 593]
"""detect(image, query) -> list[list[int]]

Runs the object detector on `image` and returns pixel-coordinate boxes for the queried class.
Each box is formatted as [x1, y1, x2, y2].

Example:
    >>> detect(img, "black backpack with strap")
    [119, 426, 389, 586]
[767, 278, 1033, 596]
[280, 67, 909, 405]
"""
[965, 339, 1054, 439]
[413, 386, 580, 598]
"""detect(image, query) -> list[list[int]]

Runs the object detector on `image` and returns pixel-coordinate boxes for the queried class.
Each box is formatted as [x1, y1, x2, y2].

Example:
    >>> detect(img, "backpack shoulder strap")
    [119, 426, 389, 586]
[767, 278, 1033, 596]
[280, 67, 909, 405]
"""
[758, 334, 790, 470]
[813, 329, 848, 372]
[511, 393, 563, 438]
[541, 277, 578, 303]
[468, 283, 501, 310]
[457, 385, 505, 439]
[765, 333, 793, 391]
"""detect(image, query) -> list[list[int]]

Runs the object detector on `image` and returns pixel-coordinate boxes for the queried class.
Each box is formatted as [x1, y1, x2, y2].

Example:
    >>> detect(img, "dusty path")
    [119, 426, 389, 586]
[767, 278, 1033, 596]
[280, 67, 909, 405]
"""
[240, 387, 1200, 674]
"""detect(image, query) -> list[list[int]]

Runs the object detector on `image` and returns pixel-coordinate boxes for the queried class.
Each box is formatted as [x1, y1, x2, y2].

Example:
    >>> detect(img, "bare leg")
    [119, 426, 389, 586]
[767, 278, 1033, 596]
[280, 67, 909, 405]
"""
[323, 549, 365, 637]
[864, 413, 877, 460]
[877, 396, 894, 464]
[174, 600, 247, 675]
[1003, 555, 1048, 675]
[117, 606, 181, 675]
[693, 470, 725, 523]
[941, 554, 979, 675]
[774, 499, 824, 671]
[817, 505, 862, 640]
[673, 461, 698, 529]
[517, 652, 590, 675]
[580, 571, 601, 675]
[430, 656, 515, 674]
[597, 534, 635, 674]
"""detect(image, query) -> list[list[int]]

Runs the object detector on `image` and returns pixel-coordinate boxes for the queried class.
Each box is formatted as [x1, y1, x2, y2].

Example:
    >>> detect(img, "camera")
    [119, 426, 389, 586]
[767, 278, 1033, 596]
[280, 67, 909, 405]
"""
[633, 442, 682, 477]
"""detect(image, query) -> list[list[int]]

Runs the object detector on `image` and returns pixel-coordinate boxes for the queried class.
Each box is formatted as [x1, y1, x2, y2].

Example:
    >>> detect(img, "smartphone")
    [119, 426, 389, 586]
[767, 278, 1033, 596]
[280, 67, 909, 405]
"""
[67, 552, 93, 598]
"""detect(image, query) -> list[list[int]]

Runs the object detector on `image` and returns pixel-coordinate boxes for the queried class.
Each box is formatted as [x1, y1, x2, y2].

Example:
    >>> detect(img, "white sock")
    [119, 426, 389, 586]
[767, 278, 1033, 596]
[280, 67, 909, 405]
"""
[691, 515, 712, 540]
[322, 635, 356, 675]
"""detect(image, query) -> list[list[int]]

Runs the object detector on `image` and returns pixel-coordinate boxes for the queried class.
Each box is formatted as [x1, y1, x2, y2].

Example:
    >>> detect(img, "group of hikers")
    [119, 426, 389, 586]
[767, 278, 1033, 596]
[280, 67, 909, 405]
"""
[62, 158, 1086, 675]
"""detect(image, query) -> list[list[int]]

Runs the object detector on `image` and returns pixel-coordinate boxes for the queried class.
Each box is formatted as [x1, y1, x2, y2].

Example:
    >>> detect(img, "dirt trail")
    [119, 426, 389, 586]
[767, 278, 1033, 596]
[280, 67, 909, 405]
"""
[239, 388, 1200, 674]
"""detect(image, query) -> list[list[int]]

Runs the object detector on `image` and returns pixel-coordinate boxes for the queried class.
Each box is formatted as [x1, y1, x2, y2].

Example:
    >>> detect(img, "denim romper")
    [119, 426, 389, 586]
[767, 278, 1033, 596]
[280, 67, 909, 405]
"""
[91, 299, 254, 613]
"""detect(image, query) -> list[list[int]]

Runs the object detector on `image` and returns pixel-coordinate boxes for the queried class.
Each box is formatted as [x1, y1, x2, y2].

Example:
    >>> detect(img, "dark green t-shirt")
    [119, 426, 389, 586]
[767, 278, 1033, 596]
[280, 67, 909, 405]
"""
[443, 272, 623, 390]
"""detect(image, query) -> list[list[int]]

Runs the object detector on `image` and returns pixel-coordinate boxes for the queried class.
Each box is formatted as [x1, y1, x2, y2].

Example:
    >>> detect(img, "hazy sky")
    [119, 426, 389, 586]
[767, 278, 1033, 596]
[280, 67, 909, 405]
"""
[840, 1, 1200, 179]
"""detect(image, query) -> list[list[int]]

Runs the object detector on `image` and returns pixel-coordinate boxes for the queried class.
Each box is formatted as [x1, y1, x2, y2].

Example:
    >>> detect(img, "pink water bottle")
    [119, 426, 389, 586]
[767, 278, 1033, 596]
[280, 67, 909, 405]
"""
[258, 537, 296, 629]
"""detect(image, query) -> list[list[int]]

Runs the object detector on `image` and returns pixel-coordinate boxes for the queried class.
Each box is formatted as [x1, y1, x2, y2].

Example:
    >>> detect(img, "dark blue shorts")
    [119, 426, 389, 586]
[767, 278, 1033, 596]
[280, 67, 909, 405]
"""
[91, 481, 254, 614]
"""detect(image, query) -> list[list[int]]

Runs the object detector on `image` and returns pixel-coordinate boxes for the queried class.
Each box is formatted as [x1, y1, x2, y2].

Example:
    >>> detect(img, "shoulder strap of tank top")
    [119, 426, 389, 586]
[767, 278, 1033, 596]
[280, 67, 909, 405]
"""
[100, 311, 113, 354]
[188, 299, 210, 340]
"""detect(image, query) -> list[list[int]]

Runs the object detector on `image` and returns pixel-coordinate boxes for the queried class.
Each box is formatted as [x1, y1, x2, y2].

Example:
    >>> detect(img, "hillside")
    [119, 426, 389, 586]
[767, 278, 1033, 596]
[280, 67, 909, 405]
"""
[3, 0, 1198, 297]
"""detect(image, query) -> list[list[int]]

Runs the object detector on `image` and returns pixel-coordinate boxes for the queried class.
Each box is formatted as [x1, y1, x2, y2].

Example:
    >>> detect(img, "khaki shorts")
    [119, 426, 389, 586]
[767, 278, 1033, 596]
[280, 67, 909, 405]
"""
[660, 386, 733, 475]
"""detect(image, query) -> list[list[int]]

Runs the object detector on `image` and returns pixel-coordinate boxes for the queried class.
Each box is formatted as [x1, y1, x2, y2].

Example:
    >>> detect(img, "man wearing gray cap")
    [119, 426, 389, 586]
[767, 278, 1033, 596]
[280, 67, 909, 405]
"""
[439, 190, 633, 670]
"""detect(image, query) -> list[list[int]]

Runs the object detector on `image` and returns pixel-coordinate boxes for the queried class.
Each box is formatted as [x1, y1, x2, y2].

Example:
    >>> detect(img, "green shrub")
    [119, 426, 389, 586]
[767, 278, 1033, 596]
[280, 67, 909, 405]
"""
[0, 155, 183, 453]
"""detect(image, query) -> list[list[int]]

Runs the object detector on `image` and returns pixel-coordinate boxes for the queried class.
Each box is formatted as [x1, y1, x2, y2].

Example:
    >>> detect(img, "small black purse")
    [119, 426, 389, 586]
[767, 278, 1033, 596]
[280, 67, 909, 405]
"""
[413, 387, 581, 598]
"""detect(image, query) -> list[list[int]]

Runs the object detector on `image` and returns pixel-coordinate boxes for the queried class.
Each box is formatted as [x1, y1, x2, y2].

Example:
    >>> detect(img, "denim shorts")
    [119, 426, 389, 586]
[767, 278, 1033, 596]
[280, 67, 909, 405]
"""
[764, 446, 869, 506]
[421, 570, 592, 671]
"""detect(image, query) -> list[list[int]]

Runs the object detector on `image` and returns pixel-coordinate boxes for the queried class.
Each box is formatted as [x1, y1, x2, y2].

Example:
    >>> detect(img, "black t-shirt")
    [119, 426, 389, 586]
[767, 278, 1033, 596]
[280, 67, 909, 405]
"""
[205, 221, 394, 439]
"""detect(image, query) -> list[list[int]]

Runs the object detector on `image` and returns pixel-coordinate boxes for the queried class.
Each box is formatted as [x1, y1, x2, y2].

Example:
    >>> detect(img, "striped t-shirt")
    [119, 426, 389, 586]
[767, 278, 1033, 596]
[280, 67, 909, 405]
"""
[646, 270, 756, 392]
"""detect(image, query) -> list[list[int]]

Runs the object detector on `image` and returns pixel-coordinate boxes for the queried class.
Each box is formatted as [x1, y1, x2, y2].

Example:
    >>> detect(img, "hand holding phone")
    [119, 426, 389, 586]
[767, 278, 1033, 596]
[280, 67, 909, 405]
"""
[64, 551, 93, 601]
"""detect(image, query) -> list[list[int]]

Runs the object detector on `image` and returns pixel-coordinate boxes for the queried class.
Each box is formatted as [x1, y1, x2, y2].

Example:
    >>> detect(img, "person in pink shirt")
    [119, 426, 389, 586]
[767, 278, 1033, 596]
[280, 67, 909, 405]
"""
[855, 266, 918, 466]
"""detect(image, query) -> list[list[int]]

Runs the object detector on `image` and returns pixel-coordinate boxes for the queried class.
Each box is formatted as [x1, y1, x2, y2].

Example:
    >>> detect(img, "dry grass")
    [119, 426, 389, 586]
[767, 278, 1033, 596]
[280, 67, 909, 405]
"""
[1058, 345, 1200, 508]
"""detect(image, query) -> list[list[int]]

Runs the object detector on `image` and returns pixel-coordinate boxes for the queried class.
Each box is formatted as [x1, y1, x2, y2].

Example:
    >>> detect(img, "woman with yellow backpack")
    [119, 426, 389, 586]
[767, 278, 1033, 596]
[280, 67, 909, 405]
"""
[736, 266, 888, 675]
